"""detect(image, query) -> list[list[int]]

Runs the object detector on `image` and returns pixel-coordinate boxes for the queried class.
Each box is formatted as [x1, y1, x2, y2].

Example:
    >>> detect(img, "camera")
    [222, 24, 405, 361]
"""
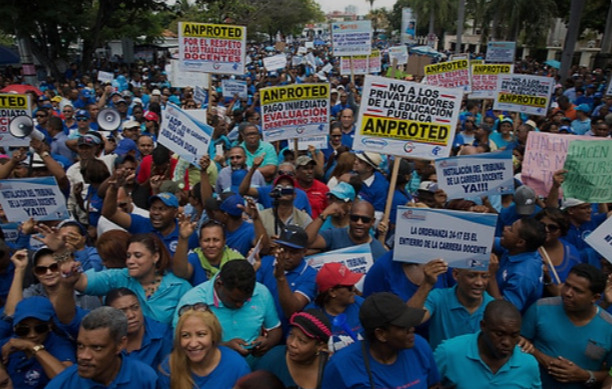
[270, 185, 295, 198]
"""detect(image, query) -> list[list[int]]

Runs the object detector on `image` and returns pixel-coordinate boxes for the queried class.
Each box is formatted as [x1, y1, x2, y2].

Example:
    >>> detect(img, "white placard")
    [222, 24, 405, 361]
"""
[389, 46, 409, 65]
[263, 54, 288, 71]
[331, 21, 372, 56]
[585, 216, 612, 262]
[160, 104, 212, 166]
[0, 177, 70, 222]
[287, 135, 328, 151]
[493, 74, 555, 116]
[97, 71, 114, 84]
[0, 93, 32, 147]
[221, 79, 248, 99]
[306, 244, 373, 275]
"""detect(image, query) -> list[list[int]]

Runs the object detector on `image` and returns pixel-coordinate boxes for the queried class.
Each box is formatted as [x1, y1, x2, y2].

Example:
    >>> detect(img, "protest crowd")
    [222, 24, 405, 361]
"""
[1, 21, 612, 389]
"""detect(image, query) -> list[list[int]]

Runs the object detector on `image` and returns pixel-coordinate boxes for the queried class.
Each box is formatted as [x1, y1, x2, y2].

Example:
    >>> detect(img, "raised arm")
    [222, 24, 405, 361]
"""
[173, 214, 196, 280]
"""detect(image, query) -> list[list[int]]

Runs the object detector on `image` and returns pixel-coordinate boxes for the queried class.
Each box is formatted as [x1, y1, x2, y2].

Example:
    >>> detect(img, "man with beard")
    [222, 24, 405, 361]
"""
[215, 146, 265, 196]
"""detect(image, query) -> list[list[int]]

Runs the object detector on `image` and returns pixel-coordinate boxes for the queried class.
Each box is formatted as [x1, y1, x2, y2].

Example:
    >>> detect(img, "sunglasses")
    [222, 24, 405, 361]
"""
[76, 118, 89, 122]
[178, 302, 210, 317]
[34, 262, 60, 275]
[14, 323, 50, 337]
[350, 214, 372, 223]
[331, 134, 342, 138]
[544, 223, 560, 233]
[278, 170, 295, 176]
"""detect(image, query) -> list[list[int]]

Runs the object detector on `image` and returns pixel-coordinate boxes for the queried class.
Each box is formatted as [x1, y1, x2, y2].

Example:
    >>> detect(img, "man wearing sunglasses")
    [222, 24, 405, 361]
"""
[215, 147, 265, 196]
[65, 110, 93, 153]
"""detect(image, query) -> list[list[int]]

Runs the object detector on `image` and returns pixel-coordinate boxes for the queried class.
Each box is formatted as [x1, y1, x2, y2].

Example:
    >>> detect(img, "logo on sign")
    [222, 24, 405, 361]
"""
[431, 146, 442, 156]
[361, 138, 388, 149]
[213, 63, 221, 70]
[404, 142, 415, 153]
[401, 209, 426, 220]
[296, 126, 305, 134]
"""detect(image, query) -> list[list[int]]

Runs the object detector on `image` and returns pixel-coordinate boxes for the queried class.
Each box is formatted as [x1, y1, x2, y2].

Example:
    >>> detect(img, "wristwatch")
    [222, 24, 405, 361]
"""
[318, 213, 327, 222]
[32, 344, 45, 354]
[585, 370, 596, 386]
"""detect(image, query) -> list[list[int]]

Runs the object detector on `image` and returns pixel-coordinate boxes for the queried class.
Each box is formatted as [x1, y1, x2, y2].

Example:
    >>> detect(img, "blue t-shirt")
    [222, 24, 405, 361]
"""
[320, 228, 387, 262]
[358, 171, 389, 212]
[225, 220, 255, 256]
[306, 297, 365, 352]
[123, 316, 173, 369]
[563, 212, 607, 266]
[128, 214, 199, 257]
[254, 345, 297, 387]
[495, 248, 544, 314]
[321, 336, 440, 389]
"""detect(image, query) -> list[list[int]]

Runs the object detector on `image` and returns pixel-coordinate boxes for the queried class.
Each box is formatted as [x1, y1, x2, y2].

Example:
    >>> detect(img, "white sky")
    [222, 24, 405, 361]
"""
[315, 0, 397, 15]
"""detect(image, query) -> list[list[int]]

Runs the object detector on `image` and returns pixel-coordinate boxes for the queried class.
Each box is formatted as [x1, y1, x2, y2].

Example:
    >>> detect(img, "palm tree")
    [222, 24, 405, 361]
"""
[367, 0, 375, 12]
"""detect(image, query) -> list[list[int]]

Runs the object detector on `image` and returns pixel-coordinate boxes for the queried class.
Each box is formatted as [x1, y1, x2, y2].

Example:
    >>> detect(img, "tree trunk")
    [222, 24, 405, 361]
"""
[429, 7, 435, 35]
[601, 1, 612, 54]
[456, 0, 465, 54]
[560, 0, 585, 84]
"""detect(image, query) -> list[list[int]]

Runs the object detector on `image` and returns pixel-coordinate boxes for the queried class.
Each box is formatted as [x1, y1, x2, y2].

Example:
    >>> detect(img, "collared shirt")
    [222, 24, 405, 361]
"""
[496, 249, 543, 314]
[358, 171, 389, 212]
[434, 332, 541, 389]
[128, 215, 198, 256]
[123, 316, 172, 369]
[296, 179, 329, 219]
[187, 247, 245, 286]
[241, 141, 279, 168]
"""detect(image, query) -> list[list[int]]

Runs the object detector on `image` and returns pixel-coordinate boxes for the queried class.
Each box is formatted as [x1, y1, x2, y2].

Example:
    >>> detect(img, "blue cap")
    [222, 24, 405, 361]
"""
[328, 182, 356, 202]
[230, 169, 248, 194]
[13, 296, 55, 325]
[78, 134, 102, 147]
[220, 194, 245, 217]
[150, 192, 179, 208]
[500, 117, 513, 125]
[80, 89, 92, 99]
[37, 95, 49, 102]
[274, 225, 308, 249]
[169, 95, 181, 105]
[115, 138, 137, 155]
[75, 109, 90, 119]
[595, 92, 603, 98]
[559, 125, 575, 134]
[575, 103, 591, 113]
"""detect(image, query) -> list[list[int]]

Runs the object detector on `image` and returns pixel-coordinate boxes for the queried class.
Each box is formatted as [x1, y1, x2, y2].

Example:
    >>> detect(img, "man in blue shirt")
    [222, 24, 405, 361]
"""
[46, 307, 158, 389]
[353, 152, 389, 217]
[435, 300, 541, 389]
[339, 108, 356, 148]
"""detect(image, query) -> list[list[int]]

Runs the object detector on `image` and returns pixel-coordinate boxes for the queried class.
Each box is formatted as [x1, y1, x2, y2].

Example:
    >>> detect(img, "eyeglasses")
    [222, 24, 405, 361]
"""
[544, 223, 560, 233]
[350, 214, 372, 223]
[178, 302, 210, 317]
[34, 262, 60, 275]
[76, 118, 89, 122]
[331, 134, 342, 138]
[14, 323, 50, 337]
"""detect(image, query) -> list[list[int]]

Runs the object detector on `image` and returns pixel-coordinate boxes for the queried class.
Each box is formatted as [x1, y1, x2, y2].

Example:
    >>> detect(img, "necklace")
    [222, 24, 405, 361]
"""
[143, 274, 162, 299]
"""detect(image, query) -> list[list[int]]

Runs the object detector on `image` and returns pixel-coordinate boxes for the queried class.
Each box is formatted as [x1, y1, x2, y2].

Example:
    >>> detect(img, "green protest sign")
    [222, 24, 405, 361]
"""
[562, 140, 612, 203]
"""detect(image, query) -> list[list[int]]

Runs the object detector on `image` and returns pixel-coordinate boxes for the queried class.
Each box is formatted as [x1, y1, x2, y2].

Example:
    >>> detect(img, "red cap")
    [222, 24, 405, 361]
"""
[273, 174, 297, 187]
[144, 111, 159, 123]
[316, 263, 363, 293]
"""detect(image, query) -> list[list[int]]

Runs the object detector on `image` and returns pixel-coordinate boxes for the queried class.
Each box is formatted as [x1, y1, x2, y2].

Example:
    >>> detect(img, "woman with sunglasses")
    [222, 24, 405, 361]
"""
[256, 309, 332, 389]
[1, 296, 75, 389]
[158, 307, 250, 388]
[62, 233, 192, 324]
[535, 207, 582, 296]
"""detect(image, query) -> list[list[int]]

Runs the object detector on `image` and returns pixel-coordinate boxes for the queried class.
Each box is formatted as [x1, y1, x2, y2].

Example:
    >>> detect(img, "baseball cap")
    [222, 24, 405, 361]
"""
[33, 247, 54, 264]
[355, 152, 382, 170]
[316, 262, 363, 293]
[150, 192, 179, 208]
[359, 292, 425, 331]
[575, 103, 591, 113]
[13, 296, 55, 326]
[273, 174, 297, 187]
[500, 117, 514, 125]
[418, 181, 438, 193]
[514, 185, 536, 215]
[78, 134, 102, 147]
[75, 109, 90, 119]
[115, 138, 138, 155]
[151, 89, 162, 96]
[561, 198, 587, 210]
[559, 125, 574, 134]
[220, 194, 245, 217]
[51, 96, 63, 103]
[295, 155, 316, 167]
[327, 182, 356, 202]
[115, 98, 127, 105]
[330, 88, 339, 94]
[144, 111, 159, 123]
[274, 225, 308, 249]
[122, 120, 141, 131]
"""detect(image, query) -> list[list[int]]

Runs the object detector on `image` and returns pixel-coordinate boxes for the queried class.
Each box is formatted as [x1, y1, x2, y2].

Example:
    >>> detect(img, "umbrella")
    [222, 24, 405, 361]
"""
[0, 84, 43, 96]
[410, 45, 447, 59]
[544, 60, 561, 69]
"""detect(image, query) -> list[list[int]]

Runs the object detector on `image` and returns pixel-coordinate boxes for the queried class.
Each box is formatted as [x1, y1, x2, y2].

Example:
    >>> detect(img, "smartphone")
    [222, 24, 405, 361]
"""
[243, 341, 261, 350]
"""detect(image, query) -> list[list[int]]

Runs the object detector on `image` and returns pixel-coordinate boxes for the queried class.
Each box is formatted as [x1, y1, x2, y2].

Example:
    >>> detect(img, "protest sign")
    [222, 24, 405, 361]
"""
[193, 86, 208, 107]
[353, 75, 462, 159]
[0, 93, 32, 148]
[298, 46, 308, 55]
[160, 104, 212, 166]
[401, 8, 417, 45]
[562, 140, 612, 203]
[340, 50, 381, 75]
[260, 83, 330, 142]
[306, 244, 373, 275]
[97, 71, 114, 84]
[485, 41, 516, 63]
[493, 74, 554, 116]
[305, 42, 314, 49]
[388, 46, 409, 65]
[469, 64, 513, 99]
[0, 223, 18, 244]
[331, 21, 372, 56]
[321, 63, 333, 73]
[178, 22, 246, 75]
[292, 56, 303, 66]
[606, 81, 612, 97]
[263, 54, 287, 71]
[0, 177, 69, 222]
[221, 79, 247, 99]
[522, 132, 608, 197]
[167, 60, 210, 88]
[424, 59, 472, 92]
[393, 207, 497, 269]
[585, 217, 612, 262]
[435, 150, 514, 199]
[287, 135, 328, 151]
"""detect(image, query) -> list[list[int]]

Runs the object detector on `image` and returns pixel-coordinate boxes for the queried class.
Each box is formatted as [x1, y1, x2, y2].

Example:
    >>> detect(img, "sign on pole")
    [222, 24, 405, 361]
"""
[331, 21, 372, 56]
[0, 177, 69, 222]
[393, 207, 498, 269]
[388, 46, 409, 65]
[424, 59, 472, 92]
[0, 93, 32, 147]
[493, 74, 554, 116]
[263, 54, 288, 71]
[260, 83, 330, 142]
[306, 244, 373, 275]
[401, 8, 417, 45]
[469, 64, 514, 99]
[485, 41, 516, 63]
[166, 60, 210, 88]
[160, 104, 212, 166]
[353, 75, 462, 159]
[340, 50, 381, 75]
[97, 71, 114, 84]
[585, 217, 612, 263]
[178, 22, 246, 75]
[287, 135, 328, 151]
[221, 79, 248, 99]
[562, 140, 612, 203]
[435, 150, 514, 200]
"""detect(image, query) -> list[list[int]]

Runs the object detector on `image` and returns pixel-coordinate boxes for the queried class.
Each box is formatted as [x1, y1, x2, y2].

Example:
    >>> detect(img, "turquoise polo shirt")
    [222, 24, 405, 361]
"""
[434, 332, 541, 389]
[241, 140, 279, 169]
[425, 285, 495, 351]
[84, 268, 192, 324]
[173, 276, 280, 344]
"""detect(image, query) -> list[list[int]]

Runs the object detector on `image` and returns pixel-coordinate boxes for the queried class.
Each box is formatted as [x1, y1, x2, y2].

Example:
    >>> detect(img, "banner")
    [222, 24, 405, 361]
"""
[522, 132, 608, 197]
[493, 74, 554, 116]
[340, 50, 381, 75]
[97, 71, 114, 84]
[0, 93, 31, 147]
[585, 217, 612, 262]
[393, 207, 498, 269]
[167, 60, 210, 88]
[260, 83, 330, 142]
[263, 54, 287, 71]
[221, 79, 247, 99]
[469, 64, 513, 100]
[331, 21, 372, 56]
[353, 75, 462, 159]
[435, 150, 514, 199]
[424, 59, 472, 92]
[562, 140, 612, 203]
[0, 177, 69, 222]
[306, 243, 373, 275]
[388, 46, 409, 65]
[160, 104, 212, 166]
[485, 41, 516, 64]
[401, 8, 417, 45]
[287, 135, 328, 151]
[178, 22, 246, 75]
